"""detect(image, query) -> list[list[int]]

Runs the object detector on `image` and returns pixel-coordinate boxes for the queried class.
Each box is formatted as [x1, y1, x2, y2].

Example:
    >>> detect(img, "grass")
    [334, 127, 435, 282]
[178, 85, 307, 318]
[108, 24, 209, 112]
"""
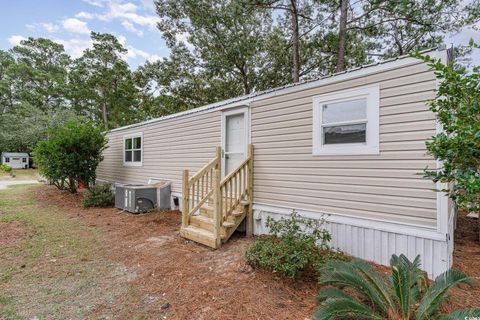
[0, 185, 137, 319]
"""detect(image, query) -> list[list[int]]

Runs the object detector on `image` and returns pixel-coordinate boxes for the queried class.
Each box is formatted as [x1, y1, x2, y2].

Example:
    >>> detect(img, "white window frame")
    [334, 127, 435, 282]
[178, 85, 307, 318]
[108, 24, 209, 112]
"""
[312, 84, 380, 155]
[123, 132, 143, 167]
[5, 157, 10, 163]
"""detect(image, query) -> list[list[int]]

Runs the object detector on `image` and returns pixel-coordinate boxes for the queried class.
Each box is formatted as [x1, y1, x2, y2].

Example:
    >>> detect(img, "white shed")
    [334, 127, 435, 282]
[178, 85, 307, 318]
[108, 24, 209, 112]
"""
[1, 152, 30, 169]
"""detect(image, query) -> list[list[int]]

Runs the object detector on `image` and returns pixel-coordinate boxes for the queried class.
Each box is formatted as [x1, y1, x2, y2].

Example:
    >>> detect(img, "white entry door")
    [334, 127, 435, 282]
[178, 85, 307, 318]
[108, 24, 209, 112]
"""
[222, 108, 248, 177]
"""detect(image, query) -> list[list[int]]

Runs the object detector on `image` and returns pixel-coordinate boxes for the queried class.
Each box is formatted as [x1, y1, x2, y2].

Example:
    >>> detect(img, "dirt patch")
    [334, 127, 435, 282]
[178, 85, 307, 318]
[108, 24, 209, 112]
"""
[0, 221, 27, 246]
[34, 186, 318, 319]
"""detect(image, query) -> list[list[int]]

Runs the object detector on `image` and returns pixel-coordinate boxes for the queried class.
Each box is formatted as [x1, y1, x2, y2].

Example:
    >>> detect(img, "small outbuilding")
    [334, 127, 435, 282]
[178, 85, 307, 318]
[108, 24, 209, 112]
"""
[1, 152, 30, 169]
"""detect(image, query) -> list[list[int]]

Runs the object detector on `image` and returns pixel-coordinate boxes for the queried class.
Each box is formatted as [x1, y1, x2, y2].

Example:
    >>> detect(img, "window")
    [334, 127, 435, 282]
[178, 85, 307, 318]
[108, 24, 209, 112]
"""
[5, 157, 10, 163]
[22, 158, 27, 163]
[123, 133, 143, 166]
[313, 85, 379, 155]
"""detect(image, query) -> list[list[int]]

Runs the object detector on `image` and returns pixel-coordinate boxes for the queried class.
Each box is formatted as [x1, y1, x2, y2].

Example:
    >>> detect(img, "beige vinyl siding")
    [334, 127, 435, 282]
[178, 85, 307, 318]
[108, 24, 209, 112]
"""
[97, 111, 222, 194]
[250, 60, 438, 228]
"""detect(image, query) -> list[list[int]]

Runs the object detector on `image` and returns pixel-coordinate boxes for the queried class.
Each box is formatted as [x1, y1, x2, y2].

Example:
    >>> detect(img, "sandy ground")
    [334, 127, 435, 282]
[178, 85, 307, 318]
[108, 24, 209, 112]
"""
[0, 180, 39, 190]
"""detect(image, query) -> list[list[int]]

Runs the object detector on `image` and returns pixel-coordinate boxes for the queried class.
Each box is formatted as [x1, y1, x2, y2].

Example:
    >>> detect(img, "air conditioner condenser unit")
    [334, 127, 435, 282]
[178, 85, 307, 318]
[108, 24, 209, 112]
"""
[115, 182, 171, 213]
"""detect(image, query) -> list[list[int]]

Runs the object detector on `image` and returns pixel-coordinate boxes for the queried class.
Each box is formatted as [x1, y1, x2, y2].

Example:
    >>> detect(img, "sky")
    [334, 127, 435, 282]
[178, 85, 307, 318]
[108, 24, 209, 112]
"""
[0, 0, 479, 69]
[0, 0, 168, 68]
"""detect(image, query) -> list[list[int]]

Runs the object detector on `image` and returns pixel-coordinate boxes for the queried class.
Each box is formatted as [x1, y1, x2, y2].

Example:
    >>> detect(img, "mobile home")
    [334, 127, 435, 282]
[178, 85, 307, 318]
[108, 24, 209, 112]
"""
[97, 47, 455, 277]
[1, 152, 30, 169]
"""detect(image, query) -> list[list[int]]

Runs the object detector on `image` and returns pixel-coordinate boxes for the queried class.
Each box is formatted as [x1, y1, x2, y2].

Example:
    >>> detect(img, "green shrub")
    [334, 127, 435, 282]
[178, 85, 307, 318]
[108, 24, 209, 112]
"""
[245, 211, 346, 279]
[34, 120, 107, 193]
[315, 254, 480, 320]
[415, 49, 480, 238]
[82, 183, 114, 208]
[0, 164, 12, 173]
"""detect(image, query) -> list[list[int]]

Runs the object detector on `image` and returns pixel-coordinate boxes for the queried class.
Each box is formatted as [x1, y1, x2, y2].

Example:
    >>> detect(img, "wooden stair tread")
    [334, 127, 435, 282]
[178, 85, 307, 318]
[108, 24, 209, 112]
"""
[190, 214, 214, 231]
[231, 209, 244, 216]
[222, 221, 235, 228]
[221, 214, 246, 242]
[180, 225, 218, 248]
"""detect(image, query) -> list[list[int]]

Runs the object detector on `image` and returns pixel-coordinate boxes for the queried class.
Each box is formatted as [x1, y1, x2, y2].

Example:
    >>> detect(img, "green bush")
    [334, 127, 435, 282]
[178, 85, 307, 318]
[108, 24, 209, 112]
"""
[315, 254, 480, 320]
[245, 211, 346, 279]
[34, 120, 107, 193]
[415, 49, 480, 237]
[82, 183, 115, 208]
[0, 164, 12, 173]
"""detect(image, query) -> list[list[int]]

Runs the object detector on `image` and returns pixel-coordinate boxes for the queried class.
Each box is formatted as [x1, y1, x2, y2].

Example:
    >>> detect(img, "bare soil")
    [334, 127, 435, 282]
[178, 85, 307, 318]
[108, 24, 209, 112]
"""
[0, 221, 27, 246]
[34, 186, 318, 319]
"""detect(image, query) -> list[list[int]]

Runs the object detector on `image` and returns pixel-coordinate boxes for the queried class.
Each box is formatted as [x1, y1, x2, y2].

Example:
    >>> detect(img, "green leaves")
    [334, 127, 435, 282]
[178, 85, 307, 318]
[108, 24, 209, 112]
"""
[69, 32, 140, 129]
[245, 211, 340, 278]
[414, 45, 480, 216]
[315, 294, 383, 320]
[10, 37, 71, 112]
[34, 120, 107, 193]
[319, 259, 395, 315]
[416, 269, 474, 320]
[435, 309, 480, 320]
[82, 183, 115, 208]
[315, 255, 478, 320]
[389, 255, 425, 317]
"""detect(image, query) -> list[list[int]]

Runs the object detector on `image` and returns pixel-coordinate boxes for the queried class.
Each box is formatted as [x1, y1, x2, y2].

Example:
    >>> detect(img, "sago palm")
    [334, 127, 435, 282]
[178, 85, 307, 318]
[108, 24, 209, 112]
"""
[315, 254, 480, 320]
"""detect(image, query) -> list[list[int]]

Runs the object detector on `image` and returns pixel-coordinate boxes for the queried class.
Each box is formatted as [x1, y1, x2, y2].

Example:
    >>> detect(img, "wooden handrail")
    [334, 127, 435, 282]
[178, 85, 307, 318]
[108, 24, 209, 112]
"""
[220, 157, 249, 186]
[189, 156, 218, 187]
[182, 146, 221, 228]
[219, 144, 253, 226]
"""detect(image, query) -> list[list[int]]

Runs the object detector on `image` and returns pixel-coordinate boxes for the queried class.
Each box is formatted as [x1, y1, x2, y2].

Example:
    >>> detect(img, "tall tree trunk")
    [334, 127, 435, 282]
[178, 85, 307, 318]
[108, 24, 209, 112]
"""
[243, 66, 250, 94]
[102, 101, 108, 129]
[336, 0, 348, 73]
[290, 0, 300, 83]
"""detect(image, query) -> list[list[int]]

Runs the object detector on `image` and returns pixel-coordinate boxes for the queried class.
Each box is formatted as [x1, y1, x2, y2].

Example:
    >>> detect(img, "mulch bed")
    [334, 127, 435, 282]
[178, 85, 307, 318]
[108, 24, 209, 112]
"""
[32, 186, 480, 318]
[34, 186, 318, 320]
[440, 210, 480, 313]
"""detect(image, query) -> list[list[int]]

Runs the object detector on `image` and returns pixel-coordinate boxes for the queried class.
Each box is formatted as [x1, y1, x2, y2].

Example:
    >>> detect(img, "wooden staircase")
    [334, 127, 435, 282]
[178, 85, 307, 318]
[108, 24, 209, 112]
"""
[180, 145, 254, 248]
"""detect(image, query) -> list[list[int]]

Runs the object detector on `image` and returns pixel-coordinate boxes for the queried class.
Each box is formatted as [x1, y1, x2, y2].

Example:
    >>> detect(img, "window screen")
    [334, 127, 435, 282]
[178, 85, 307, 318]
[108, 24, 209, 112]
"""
[321, 98, 367, 145]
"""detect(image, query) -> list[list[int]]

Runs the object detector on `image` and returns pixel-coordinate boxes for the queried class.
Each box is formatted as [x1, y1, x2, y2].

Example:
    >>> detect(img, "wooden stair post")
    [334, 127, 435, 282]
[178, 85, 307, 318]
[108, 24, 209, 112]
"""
[213, 168, 222, 248]
[213, 146, 222, 248]
[246, 144, 254, 237]
[182, 169, 189, 228]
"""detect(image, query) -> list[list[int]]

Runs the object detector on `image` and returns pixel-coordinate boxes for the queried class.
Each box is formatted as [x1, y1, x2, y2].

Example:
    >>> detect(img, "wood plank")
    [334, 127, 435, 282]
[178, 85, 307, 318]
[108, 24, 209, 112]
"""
[180, 226, 217, 248]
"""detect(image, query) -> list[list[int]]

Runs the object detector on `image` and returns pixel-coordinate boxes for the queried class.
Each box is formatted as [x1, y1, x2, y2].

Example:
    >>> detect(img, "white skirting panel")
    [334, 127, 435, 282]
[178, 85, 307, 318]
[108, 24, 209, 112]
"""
[253, 204, 453, 279]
